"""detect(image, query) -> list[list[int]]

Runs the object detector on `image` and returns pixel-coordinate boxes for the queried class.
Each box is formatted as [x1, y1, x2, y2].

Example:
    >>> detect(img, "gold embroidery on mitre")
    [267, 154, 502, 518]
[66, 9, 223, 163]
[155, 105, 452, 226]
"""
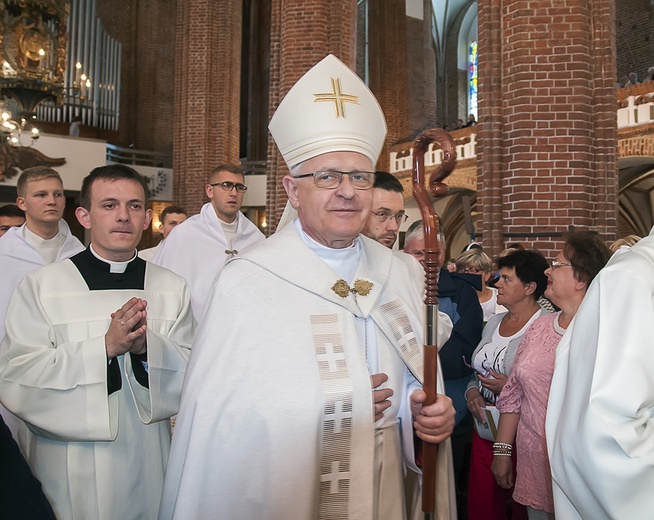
[331, 279, 374, 298]
[314, 77, 359, 118]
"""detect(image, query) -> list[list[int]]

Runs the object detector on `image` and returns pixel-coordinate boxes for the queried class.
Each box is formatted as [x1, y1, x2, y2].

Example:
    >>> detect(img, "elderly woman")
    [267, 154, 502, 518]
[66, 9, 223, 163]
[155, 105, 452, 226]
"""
[456, 248, 507, 322]
[491, 234, 612, 520]
[465, 249, 549, 520]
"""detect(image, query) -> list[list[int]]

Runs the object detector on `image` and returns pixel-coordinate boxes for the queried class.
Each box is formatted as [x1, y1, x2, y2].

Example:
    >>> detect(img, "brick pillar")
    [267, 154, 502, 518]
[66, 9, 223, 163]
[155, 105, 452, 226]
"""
[173, 0, 242, 214]
[368, 0, 436, 172]
[368, 0, 409, 174]
[477, 0, 618, 258]
[266, 0, 357, 233]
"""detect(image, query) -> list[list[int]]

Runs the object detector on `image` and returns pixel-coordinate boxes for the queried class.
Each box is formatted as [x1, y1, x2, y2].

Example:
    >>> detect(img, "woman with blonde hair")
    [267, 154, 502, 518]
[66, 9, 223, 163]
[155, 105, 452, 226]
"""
[609, 234, 640, 253]
[457, 248, 506, 322]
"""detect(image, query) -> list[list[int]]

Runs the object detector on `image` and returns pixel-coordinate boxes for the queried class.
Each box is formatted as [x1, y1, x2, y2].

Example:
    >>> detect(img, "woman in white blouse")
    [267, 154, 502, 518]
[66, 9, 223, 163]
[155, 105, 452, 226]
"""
[464, 249, 550, 520]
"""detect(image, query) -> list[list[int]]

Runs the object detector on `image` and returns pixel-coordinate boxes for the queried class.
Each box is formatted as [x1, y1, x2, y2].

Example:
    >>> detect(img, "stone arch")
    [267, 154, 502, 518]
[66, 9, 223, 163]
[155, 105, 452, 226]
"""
[617, 136, 654, 237]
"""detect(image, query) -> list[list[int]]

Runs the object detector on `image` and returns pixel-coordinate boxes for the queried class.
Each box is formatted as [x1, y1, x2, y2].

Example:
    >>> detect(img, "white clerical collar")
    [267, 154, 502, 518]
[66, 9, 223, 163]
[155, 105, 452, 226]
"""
[294, 218, 360, 282]
[90, 244, 137, 273]
[22, 223, 64, 249]
[22, 223, 66, 263]
[219, 217, 239, 249]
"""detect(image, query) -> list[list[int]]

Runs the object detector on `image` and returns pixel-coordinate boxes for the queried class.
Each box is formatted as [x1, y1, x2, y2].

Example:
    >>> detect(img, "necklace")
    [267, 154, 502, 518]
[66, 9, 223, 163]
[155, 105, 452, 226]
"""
[553, 313, 567, 336]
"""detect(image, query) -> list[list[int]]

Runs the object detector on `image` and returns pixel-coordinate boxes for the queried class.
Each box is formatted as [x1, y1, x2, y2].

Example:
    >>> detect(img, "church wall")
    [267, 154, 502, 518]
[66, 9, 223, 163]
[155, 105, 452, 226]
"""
[406, 0, 437, 138]
[616, 0, 654, 82]
[477, 0, 617, 259]
[96, 0, 176, 154]
[173, 0, 243, 214]
[368, 0, 409, 173]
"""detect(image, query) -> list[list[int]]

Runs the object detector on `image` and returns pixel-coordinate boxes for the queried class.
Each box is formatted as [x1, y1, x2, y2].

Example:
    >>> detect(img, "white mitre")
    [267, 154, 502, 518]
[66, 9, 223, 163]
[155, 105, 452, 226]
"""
[270, 54, 387, 229]
[269, 54, 387, 169]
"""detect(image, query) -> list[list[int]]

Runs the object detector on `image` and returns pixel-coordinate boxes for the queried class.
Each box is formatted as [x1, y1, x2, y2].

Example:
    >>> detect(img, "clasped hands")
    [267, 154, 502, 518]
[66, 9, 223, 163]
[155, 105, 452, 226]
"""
[105, 297, 148, 359]
[371, 373, 455, 444]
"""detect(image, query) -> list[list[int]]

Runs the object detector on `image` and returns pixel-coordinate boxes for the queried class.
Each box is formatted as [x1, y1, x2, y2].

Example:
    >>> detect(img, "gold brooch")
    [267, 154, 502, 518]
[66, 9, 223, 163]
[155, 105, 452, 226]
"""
[331, 279, 374, 298]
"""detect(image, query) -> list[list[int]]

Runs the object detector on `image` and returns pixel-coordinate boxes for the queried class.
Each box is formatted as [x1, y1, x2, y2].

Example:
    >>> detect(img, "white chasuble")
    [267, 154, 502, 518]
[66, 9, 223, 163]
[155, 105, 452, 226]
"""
[0, 219, 84, 437]
[0, 220, 84, 342]
[0, 251, 194, 520]
[160, 223, 455, 520]
[152, 203, 265, 321]
[546, 228, 654, 520]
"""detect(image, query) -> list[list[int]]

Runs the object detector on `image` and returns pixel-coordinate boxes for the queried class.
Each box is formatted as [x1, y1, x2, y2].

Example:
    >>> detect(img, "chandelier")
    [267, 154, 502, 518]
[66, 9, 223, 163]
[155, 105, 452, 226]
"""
[0, 1, 69, 145]
[0, 102, 39, 146]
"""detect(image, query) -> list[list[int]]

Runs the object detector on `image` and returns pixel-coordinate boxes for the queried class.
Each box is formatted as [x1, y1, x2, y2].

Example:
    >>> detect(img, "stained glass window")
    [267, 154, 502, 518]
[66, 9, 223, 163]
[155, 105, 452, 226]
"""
[469, 40, 478, 121]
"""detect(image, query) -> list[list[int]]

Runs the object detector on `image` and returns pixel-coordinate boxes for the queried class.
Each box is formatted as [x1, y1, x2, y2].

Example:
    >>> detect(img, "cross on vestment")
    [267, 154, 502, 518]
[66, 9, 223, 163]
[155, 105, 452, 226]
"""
[313, 77, 359, 118]
[317, 342, 346, 372]
[397, 326, 417, 352]
[320, 461, 351, 494]
[326, 400, 352, 434]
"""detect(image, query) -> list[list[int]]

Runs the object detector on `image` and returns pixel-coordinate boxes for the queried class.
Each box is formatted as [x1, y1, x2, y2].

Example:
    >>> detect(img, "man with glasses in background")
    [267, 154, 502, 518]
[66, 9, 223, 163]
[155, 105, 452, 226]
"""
[361, 171, 407, 248]
[153, 164, 264, 320]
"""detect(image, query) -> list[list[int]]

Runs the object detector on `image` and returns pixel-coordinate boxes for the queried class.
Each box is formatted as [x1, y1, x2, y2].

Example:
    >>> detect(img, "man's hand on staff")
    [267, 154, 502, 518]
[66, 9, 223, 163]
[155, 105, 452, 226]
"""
[371, 373, 393, 421]
[105, 297, 148, 359]
[410, 390, 455, 444]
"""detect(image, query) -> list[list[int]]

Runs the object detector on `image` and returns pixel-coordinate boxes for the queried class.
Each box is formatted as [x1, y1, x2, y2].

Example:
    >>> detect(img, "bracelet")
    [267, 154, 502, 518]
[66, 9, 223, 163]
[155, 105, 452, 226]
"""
[493, 451, 512, 457]
[493, 442, 513, 450]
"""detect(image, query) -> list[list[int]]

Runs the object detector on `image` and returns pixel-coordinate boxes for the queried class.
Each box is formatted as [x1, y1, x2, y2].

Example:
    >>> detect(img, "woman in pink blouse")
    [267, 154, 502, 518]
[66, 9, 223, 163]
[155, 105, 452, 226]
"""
[491, 233, 612, 519]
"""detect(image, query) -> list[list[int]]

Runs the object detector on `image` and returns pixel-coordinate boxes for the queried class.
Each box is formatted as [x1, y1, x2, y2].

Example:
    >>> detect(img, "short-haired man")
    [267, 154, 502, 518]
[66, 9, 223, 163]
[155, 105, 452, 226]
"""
[138, 205, 187, 261]
[160, 55, 456, 520]
[0, 167, 84, 437]
[0, 164, 194, 520]
[153, 164, 264, 319]
[0, 204, 25, 237]
[404, 220, 483, 514]
[361, 171, 406, 248]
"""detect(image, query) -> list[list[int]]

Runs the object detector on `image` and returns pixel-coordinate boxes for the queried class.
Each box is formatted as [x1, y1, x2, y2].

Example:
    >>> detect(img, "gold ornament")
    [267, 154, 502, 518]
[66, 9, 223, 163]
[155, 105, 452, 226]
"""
[352, 279, 373, 296]
[331, 279, 374, 298]
[331, 279, 351, 298]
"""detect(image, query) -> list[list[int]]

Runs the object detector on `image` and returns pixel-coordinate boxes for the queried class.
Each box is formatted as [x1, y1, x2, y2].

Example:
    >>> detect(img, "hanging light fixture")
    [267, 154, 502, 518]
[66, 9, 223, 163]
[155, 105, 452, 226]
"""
[0, 103, 40, 147]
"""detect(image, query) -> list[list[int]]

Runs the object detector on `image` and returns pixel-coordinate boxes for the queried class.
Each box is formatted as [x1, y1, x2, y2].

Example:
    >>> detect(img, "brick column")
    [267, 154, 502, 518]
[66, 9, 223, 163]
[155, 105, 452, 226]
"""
[477, 0, 618, 258]
[266, 0, 357, 233]
[368, 0, 436, 172]
[173, 0, 242, 214]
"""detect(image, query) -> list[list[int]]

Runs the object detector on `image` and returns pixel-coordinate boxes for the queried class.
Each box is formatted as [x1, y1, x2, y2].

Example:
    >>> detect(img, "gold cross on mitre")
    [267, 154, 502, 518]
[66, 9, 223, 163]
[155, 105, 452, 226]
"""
[313, 77, 359, 118]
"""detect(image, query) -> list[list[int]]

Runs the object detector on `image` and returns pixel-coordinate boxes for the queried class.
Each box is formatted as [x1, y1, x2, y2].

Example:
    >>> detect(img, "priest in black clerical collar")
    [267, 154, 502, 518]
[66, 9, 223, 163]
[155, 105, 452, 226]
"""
[71, 245, 147, 291]
[73, 165, 153, 362]
[0, 163, 194, 520]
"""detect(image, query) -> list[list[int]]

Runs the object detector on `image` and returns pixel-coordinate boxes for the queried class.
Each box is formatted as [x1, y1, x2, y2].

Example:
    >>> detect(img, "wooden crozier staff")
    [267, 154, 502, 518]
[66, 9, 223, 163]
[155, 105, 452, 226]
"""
[411, 128, 456, 519]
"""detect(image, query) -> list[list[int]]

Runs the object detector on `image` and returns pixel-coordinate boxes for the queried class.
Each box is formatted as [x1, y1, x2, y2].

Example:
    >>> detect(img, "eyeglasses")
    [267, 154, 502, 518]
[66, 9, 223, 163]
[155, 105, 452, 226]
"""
[293, 170, 376, 190]
[209, 181, 248, 193]
[371, 211, 408, 224]
[551, 260, 572, 269]
[461, 267, 483, 274]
